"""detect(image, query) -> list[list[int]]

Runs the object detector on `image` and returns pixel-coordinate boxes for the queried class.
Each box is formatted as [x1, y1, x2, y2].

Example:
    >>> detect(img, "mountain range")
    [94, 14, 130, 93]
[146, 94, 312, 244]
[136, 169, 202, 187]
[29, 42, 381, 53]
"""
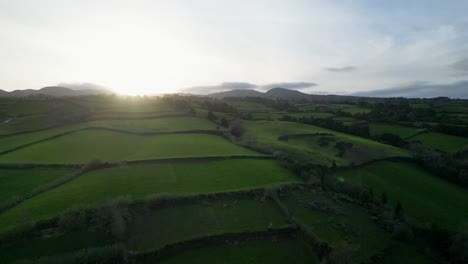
[0, 86, 111, 97]
[208, 87, 363, 102]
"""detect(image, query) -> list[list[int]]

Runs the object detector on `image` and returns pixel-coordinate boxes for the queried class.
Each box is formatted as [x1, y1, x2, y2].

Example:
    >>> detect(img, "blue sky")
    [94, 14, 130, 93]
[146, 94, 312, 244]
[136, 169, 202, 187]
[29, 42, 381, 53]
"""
[0, 0, 467, 97]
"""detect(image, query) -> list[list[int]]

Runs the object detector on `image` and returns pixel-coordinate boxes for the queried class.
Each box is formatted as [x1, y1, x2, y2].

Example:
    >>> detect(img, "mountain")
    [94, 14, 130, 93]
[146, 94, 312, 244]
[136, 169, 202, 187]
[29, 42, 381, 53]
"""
[208, 89, 265, 99]
[0, 86, 111, 97]
[207, 87, 365, 102]
[264, 87, 310, 100]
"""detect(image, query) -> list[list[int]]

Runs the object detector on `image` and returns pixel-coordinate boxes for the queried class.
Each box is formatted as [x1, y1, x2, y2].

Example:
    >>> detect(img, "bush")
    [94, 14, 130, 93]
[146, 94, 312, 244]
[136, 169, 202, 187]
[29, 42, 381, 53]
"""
[392, 223, 414, 242]
[229, 119, 244, 137]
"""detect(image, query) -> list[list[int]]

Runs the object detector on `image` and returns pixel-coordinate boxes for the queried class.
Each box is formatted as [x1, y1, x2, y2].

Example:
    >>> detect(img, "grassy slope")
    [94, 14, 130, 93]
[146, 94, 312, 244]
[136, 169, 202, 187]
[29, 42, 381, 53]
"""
[341, 107, 372, 114]
[282, 189, 389, 263]
[409, 132, 468, 152]
[87, 117, 218, 132]
[0, 231, 112, 264]
[129, 198, 290, 251]
[0, 114, 51, 135]
[0, 117, 215, 153]
[369, 124, 422, 138]
[337, 161, 468, 231]
[0, 168, 72, 204]
[0, 160, 300, 231]
[0, 131, 258, 164]
[241, 120, 409, 166]
[159, 237, 319, 264]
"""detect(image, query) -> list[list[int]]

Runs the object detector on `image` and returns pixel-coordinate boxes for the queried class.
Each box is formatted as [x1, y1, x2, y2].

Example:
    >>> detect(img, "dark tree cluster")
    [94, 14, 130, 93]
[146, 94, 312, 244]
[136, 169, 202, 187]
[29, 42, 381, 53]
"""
[410, 144, 468, 188]
[201, 100, 237, 113]
[280, 115, 370, 137]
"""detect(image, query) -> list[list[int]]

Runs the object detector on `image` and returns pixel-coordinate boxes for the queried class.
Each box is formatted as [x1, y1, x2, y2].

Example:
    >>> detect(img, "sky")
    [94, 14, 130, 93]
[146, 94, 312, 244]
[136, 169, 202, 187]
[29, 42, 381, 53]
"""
[1, 0, 468, 97]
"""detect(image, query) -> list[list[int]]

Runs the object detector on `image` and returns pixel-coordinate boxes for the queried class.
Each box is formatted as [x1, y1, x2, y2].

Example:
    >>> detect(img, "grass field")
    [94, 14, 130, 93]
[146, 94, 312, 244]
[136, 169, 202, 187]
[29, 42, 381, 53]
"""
[337, 161, 468, 231]
[0, 131, 259, 164]
[251, 112, 334, 120]
[0, 159, 299, 231]
[380, 242, 443, 264]
[129, 198, 290, 251]
[341, 107, 372, 115]
[282, 189, 390, 263]
[0, 114, 53, 135]
[241, 121, 409, 166]
[88, 117, 218, 132]
[369, 124, 422, 138]
[0, 231, 112, 263]
[159, 237, 319, 264]
[0, 124, 86, 154]
[409, 132, 468, 152]
[0, 168, 73, 204]
[435, 104, 468, 113]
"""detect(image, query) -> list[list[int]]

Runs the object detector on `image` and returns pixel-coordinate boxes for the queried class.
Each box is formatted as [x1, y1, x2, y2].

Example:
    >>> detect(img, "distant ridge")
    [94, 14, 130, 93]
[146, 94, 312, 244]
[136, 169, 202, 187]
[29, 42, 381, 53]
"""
[208, 87, 364, 102]
[0, 86, 111, 97]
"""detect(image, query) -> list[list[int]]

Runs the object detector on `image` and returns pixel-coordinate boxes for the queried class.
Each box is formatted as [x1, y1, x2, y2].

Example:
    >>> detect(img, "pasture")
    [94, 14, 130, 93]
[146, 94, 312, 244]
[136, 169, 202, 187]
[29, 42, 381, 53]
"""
[341, 107, 372, 115]
[409, 132, 468, 152]
[0, 131, 259, 164]
[129, 198, 290, 251]
[369, 124, 422, 138]
[241, 121, 409, 166]
[337, 161, 468, 231]
[159, 237, 319, 264]
[0, 168, 73, 204]
[282, 189, 390, 263]
[0, 159, 299, 231]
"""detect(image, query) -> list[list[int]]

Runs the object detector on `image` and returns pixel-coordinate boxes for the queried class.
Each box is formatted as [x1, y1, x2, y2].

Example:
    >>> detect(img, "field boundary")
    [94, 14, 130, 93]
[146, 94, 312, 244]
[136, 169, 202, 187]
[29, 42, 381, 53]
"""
[133, 227, 299, 261]
[0, 113, 193, 137]
[0, 127, 224, 156]
[0, 155, 274, 169]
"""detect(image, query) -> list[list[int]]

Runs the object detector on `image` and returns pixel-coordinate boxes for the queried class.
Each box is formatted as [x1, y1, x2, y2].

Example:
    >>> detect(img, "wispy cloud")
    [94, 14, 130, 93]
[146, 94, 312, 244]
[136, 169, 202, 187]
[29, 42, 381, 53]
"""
[182, 81, 318, 94]
[353, 80, 468, 99]
[57, 82, 110, 91]
[259, 82, 317, 91]
[323, 66, 356, 72]
[450, 58, 468, 76]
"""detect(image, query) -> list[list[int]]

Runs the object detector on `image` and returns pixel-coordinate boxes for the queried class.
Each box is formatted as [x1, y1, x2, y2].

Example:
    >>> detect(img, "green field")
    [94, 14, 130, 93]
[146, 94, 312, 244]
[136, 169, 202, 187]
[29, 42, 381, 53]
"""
[129, 198, 290, 251]
[0, 231, 112, 263]
[159, 237, 319, 264]
[341, 107, 372, 115]
[0, 159, 299, 231]
[369, 124, 422, 138]
[88, 116, 218, 132]
[0, 117, 218, 154]
[282, 189, 390, 263]
[0, 168, 73, 204]
[0, 131, 259, 164]
[337, 161, 468, 231]
[252, 112, 334, 120]
[409, 132, 468, 152]
[0, 114, 53, 135]
[241, 121, 409, 166]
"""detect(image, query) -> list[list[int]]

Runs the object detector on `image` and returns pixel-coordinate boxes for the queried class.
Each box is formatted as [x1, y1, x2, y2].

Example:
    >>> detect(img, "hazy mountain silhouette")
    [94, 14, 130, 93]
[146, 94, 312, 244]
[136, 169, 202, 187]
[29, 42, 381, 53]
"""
[0, 86, 111, 97]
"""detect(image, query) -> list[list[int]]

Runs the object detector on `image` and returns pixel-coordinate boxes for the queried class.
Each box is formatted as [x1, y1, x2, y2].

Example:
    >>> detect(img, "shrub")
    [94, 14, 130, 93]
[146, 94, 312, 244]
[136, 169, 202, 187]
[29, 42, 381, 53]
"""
[392, 223, 414, 242]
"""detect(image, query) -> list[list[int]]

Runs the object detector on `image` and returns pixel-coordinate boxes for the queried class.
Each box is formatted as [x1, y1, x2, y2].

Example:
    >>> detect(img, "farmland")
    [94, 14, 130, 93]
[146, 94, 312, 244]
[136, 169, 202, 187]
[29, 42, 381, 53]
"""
[0, 131, 258, 164]
[240, 120, 409, 166]
[128, 198, 290, 252]
[408, 132, 468, 152]
[159, 237, 319, 264]
[369, 124, 422, 138]
[0, 94, 466, 263]
[337, 161, 468, 231]
[0, 159, 298, 231]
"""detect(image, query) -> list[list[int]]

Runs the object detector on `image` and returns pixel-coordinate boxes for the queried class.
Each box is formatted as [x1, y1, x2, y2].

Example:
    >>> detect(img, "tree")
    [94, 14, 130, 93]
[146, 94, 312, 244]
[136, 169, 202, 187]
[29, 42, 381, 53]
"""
[207, 111, 217, 121]
[229, 119, 244, 137]
[381, 192, 388, 204]
[392, 223, 414, 242]
[394, 201, 403, 218]
[220, 117, 229, 128]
